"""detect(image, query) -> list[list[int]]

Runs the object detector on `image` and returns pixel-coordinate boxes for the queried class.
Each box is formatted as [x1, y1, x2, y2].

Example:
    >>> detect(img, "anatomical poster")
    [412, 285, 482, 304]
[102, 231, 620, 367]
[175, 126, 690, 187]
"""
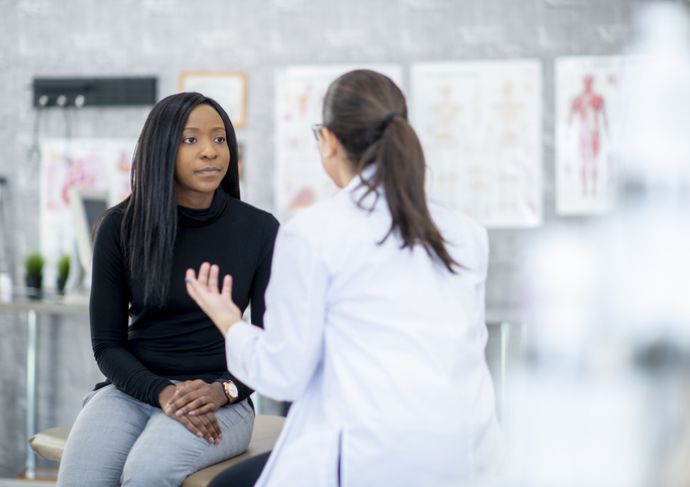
[555, 56, 625, 215]
[40, 138, 134, 285]
[411, 60, 543, 227]
[274, 64, 403, 220]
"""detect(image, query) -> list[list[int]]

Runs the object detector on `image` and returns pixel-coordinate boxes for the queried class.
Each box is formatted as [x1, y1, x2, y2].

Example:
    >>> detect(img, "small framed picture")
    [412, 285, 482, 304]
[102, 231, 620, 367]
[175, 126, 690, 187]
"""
[178, 71, 248, 128]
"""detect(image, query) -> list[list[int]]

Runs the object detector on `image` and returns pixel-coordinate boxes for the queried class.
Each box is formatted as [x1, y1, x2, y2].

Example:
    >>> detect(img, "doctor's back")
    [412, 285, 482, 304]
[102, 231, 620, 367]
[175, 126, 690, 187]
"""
[282, 178, 502, 485]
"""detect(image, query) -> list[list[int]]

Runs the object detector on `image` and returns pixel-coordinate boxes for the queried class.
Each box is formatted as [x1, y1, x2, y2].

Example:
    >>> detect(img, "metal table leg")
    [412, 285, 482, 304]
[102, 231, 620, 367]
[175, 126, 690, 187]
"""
[25, 309, 38, 480]
[499, 321, 511, 422]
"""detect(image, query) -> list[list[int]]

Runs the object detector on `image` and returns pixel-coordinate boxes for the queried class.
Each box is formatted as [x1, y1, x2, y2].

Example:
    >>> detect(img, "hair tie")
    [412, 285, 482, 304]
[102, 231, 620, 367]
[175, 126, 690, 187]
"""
[380, 112, 401, 131]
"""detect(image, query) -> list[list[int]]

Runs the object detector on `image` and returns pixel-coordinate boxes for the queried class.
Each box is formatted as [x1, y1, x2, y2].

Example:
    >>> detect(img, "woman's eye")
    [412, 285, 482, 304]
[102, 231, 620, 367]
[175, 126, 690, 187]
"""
[214, 136, 226, 144]
[182, 137, 196, 144]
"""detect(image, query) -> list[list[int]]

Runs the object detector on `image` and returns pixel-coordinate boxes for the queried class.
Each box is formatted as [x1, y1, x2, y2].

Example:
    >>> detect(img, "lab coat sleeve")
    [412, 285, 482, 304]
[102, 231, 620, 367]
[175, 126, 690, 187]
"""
[477, 227, 490, 344]
[224, 223, 329, 402]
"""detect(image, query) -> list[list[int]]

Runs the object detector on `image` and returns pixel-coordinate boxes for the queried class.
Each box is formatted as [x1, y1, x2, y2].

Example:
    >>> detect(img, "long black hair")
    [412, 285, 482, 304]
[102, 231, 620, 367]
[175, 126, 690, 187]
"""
[121, 92, 240, 307]
[322, 69, 459, 273]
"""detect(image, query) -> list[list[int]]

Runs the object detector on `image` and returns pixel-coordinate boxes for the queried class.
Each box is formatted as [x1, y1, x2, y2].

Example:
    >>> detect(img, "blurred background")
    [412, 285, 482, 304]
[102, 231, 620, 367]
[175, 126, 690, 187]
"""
[1, 0, 688, 485]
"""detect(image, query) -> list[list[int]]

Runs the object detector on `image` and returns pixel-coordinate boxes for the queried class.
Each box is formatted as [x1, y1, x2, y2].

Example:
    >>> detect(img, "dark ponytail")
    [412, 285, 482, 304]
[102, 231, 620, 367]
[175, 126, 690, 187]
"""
[323, 69, 459, 273]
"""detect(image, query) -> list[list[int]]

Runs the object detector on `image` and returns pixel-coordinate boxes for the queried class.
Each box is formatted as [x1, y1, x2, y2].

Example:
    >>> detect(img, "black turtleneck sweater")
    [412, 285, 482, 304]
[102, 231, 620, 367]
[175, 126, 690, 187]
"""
[89, 191, 279, 407]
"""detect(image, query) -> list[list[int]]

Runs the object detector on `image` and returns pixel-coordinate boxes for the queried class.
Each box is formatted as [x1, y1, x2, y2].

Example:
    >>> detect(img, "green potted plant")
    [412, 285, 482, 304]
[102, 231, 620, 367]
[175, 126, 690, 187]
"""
[24, 251, 44, 300]
[56, 254, 70, 295]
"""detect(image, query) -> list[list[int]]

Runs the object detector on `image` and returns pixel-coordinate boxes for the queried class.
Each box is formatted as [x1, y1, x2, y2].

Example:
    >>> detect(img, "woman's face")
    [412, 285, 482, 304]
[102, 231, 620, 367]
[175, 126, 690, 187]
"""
[174, 104, 230, 206]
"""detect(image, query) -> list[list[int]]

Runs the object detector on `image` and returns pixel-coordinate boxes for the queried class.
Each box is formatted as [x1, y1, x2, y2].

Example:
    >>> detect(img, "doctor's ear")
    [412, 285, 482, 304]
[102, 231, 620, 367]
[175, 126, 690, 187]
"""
[320, 127, 341, 159]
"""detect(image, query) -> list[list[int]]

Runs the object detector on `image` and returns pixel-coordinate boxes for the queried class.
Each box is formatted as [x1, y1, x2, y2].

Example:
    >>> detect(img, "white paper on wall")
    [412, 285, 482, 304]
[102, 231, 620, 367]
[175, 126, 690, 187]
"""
[274, 64, 403, 220]
[411, 60, 543, 228]
[40, 138, 134, 286]
[555, 56, 627, 215]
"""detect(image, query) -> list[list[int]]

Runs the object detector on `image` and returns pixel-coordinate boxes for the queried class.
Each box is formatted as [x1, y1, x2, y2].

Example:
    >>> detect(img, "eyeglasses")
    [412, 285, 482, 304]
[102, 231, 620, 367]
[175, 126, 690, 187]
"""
[311, 123, 323, 142]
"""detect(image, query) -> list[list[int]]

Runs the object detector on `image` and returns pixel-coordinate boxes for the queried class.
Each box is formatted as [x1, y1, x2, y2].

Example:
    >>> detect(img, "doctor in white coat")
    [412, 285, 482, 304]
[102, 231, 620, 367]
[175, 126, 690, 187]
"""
[178, 69, 502, 486]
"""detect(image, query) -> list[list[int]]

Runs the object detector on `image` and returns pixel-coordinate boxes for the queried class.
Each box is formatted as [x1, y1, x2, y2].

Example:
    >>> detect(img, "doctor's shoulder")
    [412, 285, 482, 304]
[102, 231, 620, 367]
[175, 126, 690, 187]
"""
[278, 195, 348, 245]
[429, 202, 489, 271]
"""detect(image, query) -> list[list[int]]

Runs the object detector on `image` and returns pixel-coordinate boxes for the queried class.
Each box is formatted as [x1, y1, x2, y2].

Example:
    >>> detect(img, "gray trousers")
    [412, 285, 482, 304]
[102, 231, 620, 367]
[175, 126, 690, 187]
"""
[57, 384, 254, 487]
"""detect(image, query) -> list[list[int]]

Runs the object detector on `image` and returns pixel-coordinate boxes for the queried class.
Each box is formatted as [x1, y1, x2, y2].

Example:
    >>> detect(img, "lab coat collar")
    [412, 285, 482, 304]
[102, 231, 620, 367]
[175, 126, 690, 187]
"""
[345, 164, 384, 211]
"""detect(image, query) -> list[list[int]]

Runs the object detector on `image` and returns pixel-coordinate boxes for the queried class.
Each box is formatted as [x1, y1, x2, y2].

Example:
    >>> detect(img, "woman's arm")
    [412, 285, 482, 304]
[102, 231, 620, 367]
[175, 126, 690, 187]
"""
[225, 215, 280, 402]
[90, 212, 174, 407]
[248, 215, 280, 328]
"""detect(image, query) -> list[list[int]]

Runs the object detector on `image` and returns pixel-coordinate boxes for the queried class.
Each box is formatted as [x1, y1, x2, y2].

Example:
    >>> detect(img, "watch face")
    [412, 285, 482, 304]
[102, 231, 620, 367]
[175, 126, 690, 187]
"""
[224, 381, 239, 399]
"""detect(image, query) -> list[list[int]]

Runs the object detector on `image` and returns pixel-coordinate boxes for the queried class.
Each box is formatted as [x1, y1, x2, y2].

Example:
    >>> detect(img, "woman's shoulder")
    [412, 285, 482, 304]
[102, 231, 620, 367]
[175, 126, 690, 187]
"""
[93, 201, 127, 240]
[226, 197, 280, 240]
[227, 197, 277, 223]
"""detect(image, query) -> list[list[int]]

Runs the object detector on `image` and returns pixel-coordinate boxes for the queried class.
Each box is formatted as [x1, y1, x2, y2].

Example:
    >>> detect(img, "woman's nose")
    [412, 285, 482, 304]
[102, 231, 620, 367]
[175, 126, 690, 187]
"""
[200, 139, 218, 158]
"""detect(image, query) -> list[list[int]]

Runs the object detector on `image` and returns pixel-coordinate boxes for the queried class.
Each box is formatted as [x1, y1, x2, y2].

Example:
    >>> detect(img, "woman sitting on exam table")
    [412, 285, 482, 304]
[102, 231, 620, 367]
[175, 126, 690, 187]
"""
[177, 69, 503, 487]
[58, 92, 279, 487]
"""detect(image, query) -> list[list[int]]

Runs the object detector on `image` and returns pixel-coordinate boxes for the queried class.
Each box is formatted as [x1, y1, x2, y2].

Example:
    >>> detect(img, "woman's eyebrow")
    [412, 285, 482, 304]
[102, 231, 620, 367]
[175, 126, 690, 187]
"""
[182, 126, 226, 131]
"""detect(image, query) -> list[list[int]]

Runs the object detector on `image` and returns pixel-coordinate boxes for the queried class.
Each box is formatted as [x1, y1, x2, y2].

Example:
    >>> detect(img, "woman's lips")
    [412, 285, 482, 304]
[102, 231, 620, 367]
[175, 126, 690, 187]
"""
[194, 167, 222, 175]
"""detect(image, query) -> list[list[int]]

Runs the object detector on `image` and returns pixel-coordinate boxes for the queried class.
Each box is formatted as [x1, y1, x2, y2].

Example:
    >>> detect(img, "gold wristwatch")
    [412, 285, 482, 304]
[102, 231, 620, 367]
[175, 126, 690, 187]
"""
[222, 380, 239, 404]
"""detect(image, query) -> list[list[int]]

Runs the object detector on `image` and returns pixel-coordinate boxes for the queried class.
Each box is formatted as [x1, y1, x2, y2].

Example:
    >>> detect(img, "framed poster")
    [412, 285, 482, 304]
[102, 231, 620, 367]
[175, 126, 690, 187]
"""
[179, 71, 248, 127]
[411, 60, 543, 228]
[40, 138, 135, 287]
[274, 64, 403, 220]
[555, 56, 626, 215]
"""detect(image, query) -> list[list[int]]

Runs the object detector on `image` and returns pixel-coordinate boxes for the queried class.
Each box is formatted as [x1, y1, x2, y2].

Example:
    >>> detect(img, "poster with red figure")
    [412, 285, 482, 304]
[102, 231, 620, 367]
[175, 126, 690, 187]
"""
[274, 64, 403, 220]
[40, 138, 134, 287]
[556, 57, 626, 215]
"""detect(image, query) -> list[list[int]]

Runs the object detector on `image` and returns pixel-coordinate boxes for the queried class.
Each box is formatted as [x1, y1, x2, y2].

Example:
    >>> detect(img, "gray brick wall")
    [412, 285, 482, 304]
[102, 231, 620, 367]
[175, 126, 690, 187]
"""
[0, 0, 634, 477]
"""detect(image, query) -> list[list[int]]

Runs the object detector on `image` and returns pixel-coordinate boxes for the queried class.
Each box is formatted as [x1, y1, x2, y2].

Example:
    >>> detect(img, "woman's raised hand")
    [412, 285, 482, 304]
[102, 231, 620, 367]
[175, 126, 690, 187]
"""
[185, 262, 242, 335]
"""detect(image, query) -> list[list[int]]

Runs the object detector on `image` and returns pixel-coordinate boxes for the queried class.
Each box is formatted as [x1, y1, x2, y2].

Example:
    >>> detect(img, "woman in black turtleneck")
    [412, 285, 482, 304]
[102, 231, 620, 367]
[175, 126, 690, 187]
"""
[57, 92, 279, 487]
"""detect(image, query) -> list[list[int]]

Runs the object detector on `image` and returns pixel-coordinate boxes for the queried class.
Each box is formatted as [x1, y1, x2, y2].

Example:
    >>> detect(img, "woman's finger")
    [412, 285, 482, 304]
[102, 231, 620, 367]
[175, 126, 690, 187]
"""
[179, 416, 205, 439]
[205, 414, 222, 442]
[168, 390, 202, 413]
[188, 403, 216, 416]
[212, 419, 222, 441]
[196, 414, 218, 444]
[192, 416, 212, 441]
[175, 397, 208, 417]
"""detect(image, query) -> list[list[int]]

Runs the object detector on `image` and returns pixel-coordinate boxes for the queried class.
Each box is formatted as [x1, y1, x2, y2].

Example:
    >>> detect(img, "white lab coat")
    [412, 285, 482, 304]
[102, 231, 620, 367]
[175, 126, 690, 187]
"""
[226, 173, 502, 486]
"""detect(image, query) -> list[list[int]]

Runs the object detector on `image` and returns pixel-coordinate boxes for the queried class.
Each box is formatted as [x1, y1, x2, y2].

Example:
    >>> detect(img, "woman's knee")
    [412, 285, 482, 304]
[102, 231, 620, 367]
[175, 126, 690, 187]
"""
[58, 386, 151, 486]
[121, 456, 187, 487]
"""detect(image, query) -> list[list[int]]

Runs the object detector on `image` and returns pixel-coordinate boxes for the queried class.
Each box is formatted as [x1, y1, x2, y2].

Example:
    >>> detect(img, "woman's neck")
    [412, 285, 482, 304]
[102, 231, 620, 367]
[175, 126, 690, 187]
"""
[176, 190, 214, 209]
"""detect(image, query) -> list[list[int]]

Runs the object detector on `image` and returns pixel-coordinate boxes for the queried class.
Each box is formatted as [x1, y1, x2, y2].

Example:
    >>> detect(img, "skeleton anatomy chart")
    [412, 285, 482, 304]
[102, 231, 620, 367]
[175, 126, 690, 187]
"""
[411, 60, 542, 227]
[274, 64, 403, 220]
[40, 138, 134, 284]
[556, 56, 625, 215]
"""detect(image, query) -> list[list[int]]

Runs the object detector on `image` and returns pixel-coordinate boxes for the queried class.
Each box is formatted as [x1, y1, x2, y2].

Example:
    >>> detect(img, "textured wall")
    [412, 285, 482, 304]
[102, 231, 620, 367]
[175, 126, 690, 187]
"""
[0, 0, 634, 477]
